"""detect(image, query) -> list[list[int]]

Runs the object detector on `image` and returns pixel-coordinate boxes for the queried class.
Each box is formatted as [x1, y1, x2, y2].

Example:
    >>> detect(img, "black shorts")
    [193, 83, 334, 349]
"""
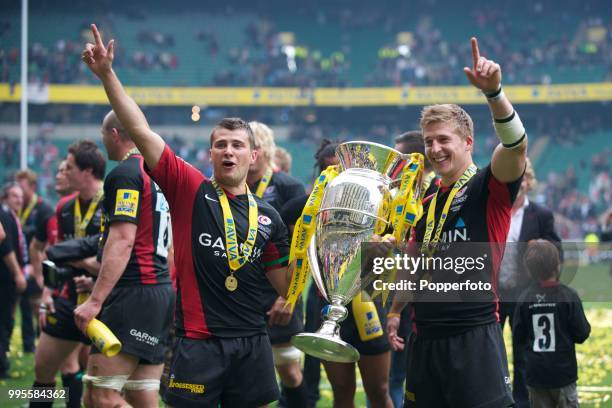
[339, 299, 390, 356]
[91, 284, 174, 364]
[164, 335, 280, 408]
[404, 322, 514, 408]
[42, 296, 91, 344]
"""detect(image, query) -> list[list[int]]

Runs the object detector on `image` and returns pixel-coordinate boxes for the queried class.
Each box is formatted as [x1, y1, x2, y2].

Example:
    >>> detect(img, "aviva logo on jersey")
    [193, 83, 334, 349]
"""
[115, 189, 140, 218]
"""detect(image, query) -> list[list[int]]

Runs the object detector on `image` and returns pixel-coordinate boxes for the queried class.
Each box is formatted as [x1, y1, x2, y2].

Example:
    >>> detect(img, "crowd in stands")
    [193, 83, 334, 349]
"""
[0, 22, 179, 85]
[366, 4, 612, 86]
[213, 18, 349, 87]
[541, 153, 611, 239]
[2, 0, 610, 87]
[0, 134, 61, 198]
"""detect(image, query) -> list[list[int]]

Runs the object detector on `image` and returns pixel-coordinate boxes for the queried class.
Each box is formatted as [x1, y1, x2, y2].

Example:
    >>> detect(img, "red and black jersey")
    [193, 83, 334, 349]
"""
[34, 197, 61, 245]
[56, 193, 103, 242]
[411, 164, 522, 338]
[148, 145, 290, 339]
[22, 196, 54, 246]
[56, 192, 103, 300]
[99, 154, 171, 287]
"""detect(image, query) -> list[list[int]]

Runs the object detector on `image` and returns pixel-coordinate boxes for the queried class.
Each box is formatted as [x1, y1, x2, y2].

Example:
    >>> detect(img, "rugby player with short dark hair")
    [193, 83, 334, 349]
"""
[15, 169, 54, 353]
[30, 140, 106, 408]
[83, 24, 292, 407]
[0, 183, 28, 378]
[387, 37, 528, 408]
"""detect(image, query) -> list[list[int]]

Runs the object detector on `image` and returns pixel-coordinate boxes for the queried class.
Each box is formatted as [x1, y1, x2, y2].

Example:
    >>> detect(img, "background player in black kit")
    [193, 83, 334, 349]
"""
[74, 110, 174, 408]
[29, 160, 75, 291]
[31, 140, 105, 408]
[83, 24, 293, 407]
[247, 121, 308, 408]
[388, 37, 528, 407]
[15, 169, 54, 353]
[0, 183, 28, 378]
[513, 240, 590, 408]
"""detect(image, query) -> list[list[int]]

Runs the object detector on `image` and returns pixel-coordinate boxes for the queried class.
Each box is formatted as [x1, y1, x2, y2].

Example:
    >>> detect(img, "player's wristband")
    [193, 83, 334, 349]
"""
[493, 110, 526, 149]
[387, 312, 401, 319]
[484, 85, 503, 101]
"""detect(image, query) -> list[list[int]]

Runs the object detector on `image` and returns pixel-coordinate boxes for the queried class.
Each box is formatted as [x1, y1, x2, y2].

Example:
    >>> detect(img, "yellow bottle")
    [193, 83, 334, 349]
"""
[352, 291, 383, 342]
[77, 292, 89, 305]
[86, 319, 122, 357]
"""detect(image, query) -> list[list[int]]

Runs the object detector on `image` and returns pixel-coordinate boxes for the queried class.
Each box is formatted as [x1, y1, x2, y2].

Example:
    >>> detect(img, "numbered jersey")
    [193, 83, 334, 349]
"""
[513, 281, 591, 388]
[100, 154, 171, 287]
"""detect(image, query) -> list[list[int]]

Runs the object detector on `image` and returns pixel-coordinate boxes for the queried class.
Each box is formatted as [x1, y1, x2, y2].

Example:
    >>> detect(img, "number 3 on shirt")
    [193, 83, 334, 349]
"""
[532, 313, 556, 352]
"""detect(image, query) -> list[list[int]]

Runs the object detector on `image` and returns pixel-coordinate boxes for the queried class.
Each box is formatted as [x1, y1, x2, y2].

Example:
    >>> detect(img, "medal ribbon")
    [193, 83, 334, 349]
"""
[422, 164, 477, 254]
[254, 167, 273, 198]
[74, 189, 103, 238]
[211, 179, 258, 272]
[121, 147, 140, 162]
[19, 193, 38, 225]
[285, 165, 339, 312]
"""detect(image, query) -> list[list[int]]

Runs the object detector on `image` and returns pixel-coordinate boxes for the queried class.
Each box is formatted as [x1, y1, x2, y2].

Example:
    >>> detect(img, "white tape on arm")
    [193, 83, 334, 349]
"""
[493, 111, 526, 149]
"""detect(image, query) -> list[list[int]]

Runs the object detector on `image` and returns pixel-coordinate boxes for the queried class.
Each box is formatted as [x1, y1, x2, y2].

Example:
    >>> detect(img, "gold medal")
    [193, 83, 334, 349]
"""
[225, 275, 238, 292]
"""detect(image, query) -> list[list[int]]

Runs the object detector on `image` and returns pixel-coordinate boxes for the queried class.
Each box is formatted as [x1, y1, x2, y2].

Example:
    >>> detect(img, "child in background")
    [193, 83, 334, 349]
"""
[513, 240, 591, 408]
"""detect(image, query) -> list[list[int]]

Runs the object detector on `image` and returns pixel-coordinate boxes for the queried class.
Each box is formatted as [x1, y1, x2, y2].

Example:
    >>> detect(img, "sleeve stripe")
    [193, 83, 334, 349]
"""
[502, 133, 526, 148]
[494, 111, 515, 123]
[263, 254, 289, 267]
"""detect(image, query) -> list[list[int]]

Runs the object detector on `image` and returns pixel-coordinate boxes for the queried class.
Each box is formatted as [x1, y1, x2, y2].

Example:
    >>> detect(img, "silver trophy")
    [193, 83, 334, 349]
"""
[291, 141, 409, 363]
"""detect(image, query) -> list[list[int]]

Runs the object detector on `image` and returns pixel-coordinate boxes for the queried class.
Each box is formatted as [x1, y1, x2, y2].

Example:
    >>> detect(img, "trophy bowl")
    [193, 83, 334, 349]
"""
[291, 141, 407, 363]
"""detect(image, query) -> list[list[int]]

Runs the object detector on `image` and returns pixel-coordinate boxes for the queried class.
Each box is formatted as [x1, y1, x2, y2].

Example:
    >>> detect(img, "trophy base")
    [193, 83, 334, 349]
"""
[292, 333, 360, 363]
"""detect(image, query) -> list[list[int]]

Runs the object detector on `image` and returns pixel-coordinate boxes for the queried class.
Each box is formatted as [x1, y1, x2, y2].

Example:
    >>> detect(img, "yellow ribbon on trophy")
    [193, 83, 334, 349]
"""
[389, 153, 425, 243]
[285, 165, 339, 313]
[371, 153, 425, 304]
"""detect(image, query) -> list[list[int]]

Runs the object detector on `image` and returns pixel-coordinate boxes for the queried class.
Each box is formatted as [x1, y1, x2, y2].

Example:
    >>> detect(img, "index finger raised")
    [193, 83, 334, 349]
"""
[471, 37, 480, 68]
[91, 24, 104, 47]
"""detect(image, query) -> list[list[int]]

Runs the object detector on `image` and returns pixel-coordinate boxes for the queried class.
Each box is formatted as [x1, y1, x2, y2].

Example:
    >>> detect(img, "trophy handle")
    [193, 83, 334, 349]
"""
[308, 234, 329, 302]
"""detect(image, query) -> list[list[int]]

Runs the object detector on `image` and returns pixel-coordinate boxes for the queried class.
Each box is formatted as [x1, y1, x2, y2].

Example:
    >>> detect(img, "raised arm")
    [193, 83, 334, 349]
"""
[464, 37, 527, 183]
[82, 24, 165, 169]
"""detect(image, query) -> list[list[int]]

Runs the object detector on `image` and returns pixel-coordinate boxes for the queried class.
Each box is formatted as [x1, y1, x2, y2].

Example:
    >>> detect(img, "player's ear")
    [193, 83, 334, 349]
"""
[465, 134, 474, 152]
[250, 147, 258, 164]
[112, 128, 121, 143]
